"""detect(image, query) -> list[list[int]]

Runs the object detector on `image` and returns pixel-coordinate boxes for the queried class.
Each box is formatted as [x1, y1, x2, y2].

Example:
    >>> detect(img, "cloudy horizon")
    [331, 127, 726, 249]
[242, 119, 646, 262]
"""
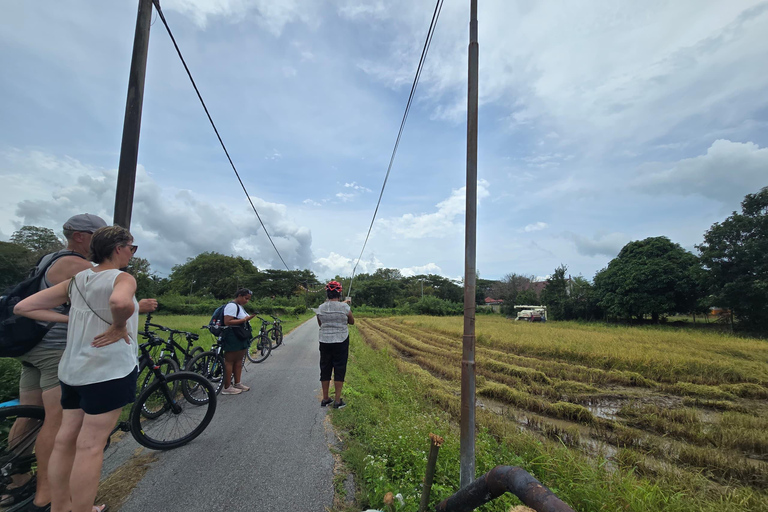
[1, 1, 767, 282]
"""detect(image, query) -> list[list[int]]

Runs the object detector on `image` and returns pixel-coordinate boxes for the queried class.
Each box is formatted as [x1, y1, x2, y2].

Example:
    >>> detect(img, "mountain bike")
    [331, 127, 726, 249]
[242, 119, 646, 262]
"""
[143, 313, 204, 370]
[246, 317, 272, 363]
[0, 400, 41, 512]
[106, 336, 218, 449]
[185, 326, 226, 395]
[267, 314, 284, 349]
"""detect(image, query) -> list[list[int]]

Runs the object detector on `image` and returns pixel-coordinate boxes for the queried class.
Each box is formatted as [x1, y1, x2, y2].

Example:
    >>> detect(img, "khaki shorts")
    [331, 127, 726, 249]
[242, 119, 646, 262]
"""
[17, 345, 65, 393]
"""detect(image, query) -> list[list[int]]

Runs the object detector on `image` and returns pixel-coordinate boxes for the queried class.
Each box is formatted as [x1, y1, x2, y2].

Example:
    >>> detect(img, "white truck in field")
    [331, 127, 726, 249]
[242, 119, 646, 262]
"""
[514, 305, 547, 322]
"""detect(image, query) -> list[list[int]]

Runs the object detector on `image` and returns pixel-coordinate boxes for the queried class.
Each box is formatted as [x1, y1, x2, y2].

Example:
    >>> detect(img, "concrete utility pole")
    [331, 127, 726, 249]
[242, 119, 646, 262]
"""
[460, 0, 479, 489]
[114, 0, 154, 229]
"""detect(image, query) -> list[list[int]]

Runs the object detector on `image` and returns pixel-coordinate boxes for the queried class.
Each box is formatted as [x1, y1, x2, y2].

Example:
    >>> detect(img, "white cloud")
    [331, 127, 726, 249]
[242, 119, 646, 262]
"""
[634, 139, 768, 205]
[344, 182, 372, 193]
[351, 1, 768, 152]
[313, 251, 383, 278]
[0, 150, 314, 274]
[303, 199, 322, 206]
[265, 149, 282, 160]
[523, 222, 548, 233]
[163, 0, 318, 34]
[399, 263, 442, 277]
[376, 180, 490, 239]
[569, 232, 628, 258]
[335, 192, 356, 202]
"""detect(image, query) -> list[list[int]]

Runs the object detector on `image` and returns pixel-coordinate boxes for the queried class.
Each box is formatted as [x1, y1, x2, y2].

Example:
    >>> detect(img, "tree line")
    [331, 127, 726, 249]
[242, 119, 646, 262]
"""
[1, 187, 765, 330]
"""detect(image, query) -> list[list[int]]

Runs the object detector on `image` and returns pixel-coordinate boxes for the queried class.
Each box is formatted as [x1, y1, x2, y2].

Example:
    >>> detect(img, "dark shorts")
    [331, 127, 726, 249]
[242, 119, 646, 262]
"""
[319, 338, 349, 382]
[221, 329, 250, 352]
[60, 366, 138, 415]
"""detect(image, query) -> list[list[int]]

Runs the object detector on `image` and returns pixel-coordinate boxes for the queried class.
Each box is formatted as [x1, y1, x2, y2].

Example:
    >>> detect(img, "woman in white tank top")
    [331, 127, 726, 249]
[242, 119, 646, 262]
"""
[14, 225, 157, 512]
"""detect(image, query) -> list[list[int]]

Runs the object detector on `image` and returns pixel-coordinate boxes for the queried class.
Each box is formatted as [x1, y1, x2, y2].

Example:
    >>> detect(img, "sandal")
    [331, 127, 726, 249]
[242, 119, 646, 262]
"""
[26, 502, 51, 512]
[0, 475, 36, 507]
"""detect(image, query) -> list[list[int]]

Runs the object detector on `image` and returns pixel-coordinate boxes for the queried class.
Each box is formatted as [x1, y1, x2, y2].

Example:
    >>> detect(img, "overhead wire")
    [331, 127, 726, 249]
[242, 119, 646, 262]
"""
[348, 1, 445, 294]
[151, 0, 291, 271]
[346, 0, 445, 298]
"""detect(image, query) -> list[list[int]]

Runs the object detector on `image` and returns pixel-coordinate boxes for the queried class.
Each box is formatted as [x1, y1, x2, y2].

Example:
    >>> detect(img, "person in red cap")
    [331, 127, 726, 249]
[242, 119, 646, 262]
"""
[316, 281, 354, 408]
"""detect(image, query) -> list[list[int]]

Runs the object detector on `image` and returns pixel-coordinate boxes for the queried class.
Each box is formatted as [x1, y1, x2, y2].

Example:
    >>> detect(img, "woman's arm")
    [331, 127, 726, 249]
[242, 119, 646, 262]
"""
[13, 280, 70, 323]
[346, 310, 355, 325]
[224, 313, 256, 326]
[92, 273, 137, 347]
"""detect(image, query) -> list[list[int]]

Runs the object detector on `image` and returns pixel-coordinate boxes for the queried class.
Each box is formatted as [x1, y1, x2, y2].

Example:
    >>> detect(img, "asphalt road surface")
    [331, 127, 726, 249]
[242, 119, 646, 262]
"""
[114, 317, 336, 512]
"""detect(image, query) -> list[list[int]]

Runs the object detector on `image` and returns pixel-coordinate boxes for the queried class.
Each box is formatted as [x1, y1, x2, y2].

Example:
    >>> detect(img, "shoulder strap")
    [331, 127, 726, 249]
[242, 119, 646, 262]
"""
[70, 275, 112, 326]
[35, 250, 87, 277]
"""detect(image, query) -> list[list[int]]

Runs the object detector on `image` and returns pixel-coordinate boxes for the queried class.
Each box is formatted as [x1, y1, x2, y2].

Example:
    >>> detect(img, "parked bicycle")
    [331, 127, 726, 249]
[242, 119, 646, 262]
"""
[186, 326, 227, 395]
[247, 316, 273, 363]
[267, 314, 284, 349]
[0, 400, 41, 512]
[142, 313, 204, 371]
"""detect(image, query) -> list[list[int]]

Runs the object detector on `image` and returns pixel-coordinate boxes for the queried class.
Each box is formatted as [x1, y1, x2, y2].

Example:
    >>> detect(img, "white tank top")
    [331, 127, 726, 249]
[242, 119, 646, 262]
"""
[59, 268, 139, 386]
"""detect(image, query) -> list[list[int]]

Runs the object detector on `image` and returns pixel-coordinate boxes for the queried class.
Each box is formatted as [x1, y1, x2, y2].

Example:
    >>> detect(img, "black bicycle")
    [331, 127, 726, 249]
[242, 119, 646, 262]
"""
[266, 314, 284, 349]
[185, 326, 226, 395]
[143, 313, 204, 370]
[0, 400, 42, 511]
[246, 317, 273, 363]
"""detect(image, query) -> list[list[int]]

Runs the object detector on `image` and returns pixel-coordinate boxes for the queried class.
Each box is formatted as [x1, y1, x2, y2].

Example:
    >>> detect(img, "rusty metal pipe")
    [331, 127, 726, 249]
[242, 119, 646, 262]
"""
[435, 465, 575, 512]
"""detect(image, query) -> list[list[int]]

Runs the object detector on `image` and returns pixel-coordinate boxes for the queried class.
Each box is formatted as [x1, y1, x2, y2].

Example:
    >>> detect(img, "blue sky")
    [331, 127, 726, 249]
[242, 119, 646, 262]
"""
[1, 0, 767, 282]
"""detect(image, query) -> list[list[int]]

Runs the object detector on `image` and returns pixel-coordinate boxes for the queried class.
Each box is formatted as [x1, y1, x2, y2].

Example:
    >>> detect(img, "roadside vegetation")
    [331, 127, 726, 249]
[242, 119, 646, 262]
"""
[329, 316, 768, 511]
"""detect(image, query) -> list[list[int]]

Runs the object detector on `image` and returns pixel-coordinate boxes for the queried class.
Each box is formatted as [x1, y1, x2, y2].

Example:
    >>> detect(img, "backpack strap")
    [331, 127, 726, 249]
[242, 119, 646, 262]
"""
[33, 250, 87, 279]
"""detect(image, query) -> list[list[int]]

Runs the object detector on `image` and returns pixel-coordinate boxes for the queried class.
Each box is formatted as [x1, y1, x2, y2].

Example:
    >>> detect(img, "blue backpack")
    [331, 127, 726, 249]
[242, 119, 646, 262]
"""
[208, 302, 241, 336]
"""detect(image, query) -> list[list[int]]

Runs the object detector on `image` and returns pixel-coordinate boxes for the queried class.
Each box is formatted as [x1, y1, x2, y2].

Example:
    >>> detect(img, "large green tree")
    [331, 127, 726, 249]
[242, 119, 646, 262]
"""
[125, 256, 168, 300]
[697, 187, 768, 331]
[10, 226, 64, 257]
[0, 241, 34, 290]
[594, 236, 701, 322]
[168, 252, 258, 299]
[540, 265, 569, 320]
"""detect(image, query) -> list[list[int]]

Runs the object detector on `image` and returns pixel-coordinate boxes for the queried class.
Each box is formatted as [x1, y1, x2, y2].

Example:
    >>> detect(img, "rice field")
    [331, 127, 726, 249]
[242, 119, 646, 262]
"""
[354, 316, 768, 501]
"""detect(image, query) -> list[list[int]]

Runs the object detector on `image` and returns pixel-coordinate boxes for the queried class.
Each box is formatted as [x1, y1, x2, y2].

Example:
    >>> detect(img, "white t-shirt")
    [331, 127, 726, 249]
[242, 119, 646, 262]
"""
[59, 268, 139, 386]
[317, 300, 351, 343]
[223, 302, 248, 320]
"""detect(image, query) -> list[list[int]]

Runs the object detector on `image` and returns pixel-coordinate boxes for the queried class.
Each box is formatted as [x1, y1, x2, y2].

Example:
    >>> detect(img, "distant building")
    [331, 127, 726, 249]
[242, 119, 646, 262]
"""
[484, 297, 504, 305]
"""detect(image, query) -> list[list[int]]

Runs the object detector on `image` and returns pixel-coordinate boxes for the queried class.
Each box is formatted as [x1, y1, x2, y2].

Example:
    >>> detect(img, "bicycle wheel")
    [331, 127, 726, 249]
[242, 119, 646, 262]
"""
[130, 372, 217, 450]
[138, 358, 180, 420]
[0, 405, 45, 512]
[246, 335, 271, 363]
[186, 351, 224, 396]
[183, 346, 204, 369]
[267, 327, 283, 348]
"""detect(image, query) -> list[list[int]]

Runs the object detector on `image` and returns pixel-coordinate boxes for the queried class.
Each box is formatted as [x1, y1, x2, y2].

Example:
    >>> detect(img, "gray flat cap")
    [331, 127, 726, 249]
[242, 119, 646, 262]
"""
[62, 213, 108, 233]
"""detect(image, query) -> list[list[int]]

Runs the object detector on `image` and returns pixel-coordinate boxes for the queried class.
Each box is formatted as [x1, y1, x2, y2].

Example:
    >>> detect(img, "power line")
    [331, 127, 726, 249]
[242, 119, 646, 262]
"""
[151, 0, 291, 271]
[347, 0, 445, 297]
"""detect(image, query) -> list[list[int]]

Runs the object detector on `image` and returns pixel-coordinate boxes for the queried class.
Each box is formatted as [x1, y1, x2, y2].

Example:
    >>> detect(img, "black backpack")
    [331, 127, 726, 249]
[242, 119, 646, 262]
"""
[207, 302, 243, 336]
[0, 251, 84, 357]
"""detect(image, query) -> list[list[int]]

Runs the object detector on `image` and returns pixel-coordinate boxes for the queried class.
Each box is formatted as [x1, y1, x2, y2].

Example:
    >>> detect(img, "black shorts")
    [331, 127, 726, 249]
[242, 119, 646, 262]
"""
[319, 338, 349, 382]
[60, 366, 138, 415]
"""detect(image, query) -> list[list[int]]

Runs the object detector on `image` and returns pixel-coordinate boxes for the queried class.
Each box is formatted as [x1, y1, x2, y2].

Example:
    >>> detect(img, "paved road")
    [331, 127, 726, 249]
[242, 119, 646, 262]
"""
[113, 318, 335, 512]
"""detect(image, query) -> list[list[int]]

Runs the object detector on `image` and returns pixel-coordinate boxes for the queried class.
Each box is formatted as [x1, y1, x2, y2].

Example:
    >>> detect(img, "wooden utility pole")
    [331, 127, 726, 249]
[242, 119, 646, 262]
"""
[460, 0, 479, 489]
[114, 0, 154, 228]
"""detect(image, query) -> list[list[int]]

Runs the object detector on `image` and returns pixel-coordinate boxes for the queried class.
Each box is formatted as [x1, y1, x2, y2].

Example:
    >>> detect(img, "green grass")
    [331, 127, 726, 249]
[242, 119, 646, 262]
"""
[329, 327, 768, 512]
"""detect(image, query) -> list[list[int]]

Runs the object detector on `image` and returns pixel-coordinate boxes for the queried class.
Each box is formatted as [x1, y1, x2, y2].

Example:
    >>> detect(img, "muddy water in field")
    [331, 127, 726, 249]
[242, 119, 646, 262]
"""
[477, 396, 619, 460]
